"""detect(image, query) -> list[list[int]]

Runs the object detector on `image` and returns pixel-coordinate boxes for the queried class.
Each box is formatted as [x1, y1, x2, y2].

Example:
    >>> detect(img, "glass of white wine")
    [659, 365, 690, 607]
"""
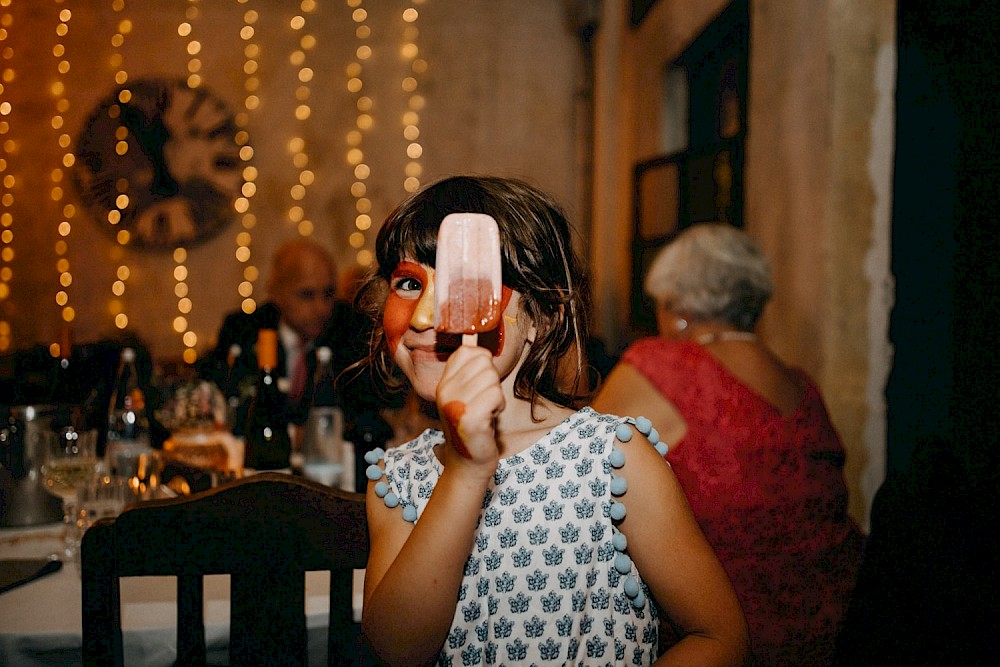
[40, 427, 100, 560]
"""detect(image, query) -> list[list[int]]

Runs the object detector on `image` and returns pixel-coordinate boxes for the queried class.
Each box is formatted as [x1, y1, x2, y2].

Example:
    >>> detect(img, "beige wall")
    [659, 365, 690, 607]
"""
[0, 0, 581, 358]
[592, 0, 895, 528]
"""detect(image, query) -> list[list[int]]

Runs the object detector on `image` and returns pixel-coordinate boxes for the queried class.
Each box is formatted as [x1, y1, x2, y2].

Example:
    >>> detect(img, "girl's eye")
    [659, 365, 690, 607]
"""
[391, 276, 423, 297]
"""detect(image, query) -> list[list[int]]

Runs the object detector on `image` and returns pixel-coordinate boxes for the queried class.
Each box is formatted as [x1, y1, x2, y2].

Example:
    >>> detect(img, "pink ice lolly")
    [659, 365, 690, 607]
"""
[434, 213, 503, 341]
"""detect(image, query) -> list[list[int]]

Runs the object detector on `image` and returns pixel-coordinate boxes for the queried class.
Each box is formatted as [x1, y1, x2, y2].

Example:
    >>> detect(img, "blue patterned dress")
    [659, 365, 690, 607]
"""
[373, 407, 661, 666]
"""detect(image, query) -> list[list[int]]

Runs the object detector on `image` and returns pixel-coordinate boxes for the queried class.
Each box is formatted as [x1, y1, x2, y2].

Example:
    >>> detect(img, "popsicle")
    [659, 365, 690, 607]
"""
[434, 212, 503, 346]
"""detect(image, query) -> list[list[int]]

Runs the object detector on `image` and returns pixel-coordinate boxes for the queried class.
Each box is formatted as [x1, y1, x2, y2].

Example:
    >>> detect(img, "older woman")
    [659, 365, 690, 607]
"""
[594, 223, 864, 666]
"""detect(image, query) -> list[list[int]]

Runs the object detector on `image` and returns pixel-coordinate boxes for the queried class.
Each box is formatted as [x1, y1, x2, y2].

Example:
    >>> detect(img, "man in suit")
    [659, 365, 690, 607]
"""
[203, 239, 391, 443]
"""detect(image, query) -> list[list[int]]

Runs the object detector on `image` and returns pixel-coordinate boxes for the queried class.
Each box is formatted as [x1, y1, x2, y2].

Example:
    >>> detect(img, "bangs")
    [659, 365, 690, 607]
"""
[374, 206, 441, 279]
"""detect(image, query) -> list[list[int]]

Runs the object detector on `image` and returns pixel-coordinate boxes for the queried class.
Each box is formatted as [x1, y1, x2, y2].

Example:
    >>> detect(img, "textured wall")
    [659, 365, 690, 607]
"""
[592, 0, 896, 527]
[0, 0, 581, 359]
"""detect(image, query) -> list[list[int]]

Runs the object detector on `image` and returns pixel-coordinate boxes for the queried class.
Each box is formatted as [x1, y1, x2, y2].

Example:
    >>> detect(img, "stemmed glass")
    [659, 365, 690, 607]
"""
[40, 427, 100, 560]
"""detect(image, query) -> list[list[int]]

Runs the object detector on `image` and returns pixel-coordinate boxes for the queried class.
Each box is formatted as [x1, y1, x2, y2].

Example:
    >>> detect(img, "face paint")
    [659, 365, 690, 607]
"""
[477, 286, 514, 356]
[441, 400, 471, 459]
[384, 261, 428, 354]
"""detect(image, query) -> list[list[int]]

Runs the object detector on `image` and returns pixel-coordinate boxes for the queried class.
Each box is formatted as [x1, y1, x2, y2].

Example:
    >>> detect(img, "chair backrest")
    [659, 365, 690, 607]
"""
[80, 472, 369, 667]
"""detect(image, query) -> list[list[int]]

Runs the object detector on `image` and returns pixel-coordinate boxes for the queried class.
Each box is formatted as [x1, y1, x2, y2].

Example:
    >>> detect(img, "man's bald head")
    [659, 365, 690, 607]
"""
[268, 239, 338, 342]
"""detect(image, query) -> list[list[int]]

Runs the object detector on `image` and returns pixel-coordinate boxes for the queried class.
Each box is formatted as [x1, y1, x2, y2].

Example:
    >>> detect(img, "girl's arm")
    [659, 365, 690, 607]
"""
[616, 426, 750, 666]
[362, 346, 504, 666]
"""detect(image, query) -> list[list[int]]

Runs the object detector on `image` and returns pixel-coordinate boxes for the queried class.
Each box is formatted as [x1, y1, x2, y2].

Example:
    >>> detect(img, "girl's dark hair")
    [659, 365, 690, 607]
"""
[355, 175, 591, 412]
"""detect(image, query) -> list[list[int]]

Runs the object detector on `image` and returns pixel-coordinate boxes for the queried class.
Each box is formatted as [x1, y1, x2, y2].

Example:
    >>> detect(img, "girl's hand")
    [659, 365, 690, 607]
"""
[436, 344, 504, 476]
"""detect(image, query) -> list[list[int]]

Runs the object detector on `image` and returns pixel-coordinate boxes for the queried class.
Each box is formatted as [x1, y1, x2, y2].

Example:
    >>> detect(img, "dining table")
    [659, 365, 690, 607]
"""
[0, 511, 365, 666]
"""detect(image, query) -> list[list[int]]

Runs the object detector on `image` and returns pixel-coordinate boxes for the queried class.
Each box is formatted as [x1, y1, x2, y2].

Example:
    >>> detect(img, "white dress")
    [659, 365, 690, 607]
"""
[373, 407, 663, 667]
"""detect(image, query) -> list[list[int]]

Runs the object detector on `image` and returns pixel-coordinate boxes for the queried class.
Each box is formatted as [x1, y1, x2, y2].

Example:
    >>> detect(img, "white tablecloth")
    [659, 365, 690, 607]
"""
[0, 523, 364, 667]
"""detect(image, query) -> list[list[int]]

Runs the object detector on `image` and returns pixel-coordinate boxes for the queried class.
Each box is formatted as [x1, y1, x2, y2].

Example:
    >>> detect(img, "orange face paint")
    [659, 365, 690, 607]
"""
[384, 261, 428, 354]
[477, 286, 514, 356]
[441, 400, 471, 459]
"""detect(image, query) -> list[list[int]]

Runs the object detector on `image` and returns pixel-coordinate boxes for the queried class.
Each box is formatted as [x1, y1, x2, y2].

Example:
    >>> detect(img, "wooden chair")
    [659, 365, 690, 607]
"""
[80, 472, 369, 667]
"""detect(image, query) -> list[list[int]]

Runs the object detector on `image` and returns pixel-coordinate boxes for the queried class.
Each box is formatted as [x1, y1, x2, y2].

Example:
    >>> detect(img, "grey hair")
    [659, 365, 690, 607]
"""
[643, 223, 773, 331]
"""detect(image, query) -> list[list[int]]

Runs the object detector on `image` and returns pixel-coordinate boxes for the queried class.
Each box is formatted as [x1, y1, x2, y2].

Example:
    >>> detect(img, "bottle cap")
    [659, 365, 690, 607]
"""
[257, 329, 278, 369]
[317, 346, 332, 363]
[122, 347, 137, 363]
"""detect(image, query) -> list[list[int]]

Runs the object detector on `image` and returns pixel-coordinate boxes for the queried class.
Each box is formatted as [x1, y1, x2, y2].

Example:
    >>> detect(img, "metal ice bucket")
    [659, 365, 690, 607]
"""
[0, 405, 64, 527]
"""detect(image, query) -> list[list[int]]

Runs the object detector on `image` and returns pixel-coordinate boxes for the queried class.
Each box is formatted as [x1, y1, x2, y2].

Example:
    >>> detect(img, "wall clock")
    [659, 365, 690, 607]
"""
[74, 78, 244, 251]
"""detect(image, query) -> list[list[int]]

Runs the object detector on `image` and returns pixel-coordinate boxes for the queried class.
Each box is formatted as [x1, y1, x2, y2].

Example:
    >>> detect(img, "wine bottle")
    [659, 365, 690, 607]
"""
[223, 343, 242, 431]
[243, 329, 291, 471]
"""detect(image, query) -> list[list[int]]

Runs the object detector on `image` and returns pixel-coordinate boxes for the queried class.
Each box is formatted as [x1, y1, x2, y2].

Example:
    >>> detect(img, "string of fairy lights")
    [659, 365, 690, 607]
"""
[286, 1, 318, 238]
[0, 0, 15, 352]
[234, 0, 259, 315]
[107, 0, 133, 334]
[346, 0, 373, 268]
[400, 2, 425, 197]
[49, 0, 78, 359]
[1, 1, 430, 358]
[173, 0, 201, 364]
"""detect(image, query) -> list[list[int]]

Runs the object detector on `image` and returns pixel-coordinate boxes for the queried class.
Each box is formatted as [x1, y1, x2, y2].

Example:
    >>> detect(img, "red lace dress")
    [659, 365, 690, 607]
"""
[622, 338, 864, 666]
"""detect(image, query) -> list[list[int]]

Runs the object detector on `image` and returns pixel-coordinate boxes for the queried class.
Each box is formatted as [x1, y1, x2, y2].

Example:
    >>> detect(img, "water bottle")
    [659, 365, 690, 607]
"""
[300, 347, 344, 487]
[105, 347, 152, 478]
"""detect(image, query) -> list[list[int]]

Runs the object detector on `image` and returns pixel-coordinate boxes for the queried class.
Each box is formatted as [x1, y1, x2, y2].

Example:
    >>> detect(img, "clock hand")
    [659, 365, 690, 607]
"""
[119, 103, 178, 198]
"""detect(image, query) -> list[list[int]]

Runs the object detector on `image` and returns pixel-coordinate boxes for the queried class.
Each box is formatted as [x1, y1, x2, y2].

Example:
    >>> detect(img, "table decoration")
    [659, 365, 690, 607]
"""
[156, 380, 244, 479]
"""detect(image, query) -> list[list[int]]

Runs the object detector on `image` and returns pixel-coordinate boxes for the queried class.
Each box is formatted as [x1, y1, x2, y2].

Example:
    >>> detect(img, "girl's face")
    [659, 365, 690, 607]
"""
[385, 258, 529, 400]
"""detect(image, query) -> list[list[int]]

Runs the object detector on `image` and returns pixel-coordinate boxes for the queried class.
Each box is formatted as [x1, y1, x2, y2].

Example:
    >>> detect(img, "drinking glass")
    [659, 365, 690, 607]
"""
[40, 427, 100, 559]
[106, 440, 163, 499]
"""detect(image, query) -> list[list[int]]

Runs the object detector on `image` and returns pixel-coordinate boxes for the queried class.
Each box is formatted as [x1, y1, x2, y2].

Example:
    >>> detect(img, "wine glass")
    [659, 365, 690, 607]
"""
[40, 427, 100, 559]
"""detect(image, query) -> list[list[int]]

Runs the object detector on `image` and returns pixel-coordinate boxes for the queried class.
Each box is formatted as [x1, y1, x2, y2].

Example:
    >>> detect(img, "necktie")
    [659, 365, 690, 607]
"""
[289, 341, 308, 403]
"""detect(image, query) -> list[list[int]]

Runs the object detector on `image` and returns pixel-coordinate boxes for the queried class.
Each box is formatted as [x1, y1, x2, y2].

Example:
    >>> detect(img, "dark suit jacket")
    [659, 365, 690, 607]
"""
[200, 301, 395, 435]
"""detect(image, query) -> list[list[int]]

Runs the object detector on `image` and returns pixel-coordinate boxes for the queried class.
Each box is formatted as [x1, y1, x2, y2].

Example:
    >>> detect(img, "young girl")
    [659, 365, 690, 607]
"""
[358, 176, 748, 666]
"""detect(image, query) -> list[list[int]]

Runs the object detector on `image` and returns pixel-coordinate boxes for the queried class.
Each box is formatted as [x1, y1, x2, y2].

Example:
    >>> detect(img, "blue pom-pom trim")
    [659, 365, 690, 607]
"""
[365, 448, 416, 523]
[610, 474, 627, 496]
[608, 414, 676, 611]
[609, 448, 626, 468]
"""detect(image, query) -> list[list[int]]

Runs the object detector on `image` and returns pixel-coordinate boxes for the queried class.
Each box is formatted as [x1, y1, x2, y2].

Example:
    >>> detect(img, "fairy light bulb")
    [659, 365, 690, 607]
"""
[236, 0, 259, 315]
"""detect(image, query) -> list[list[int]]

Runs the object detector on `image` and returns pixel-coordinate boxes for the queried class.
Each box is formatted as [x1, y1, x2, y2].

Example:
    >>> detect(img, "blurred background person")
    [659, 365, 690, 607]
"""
[594, 223, 864, 666]
[202, 239, 392, 457]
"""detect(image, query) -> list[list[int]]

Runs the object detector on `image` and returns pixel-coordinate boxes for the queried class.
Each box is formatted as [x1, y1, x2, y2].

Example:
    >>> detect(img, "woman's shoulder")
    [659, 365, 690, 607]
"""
[623, 336, 704, 366]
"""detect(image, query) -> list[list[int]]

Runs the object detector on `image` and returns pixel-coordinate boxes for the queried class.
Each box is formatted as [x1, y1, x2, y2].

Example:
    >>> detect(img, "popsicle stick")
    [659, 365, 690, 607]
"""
[462, 333, 477, 347]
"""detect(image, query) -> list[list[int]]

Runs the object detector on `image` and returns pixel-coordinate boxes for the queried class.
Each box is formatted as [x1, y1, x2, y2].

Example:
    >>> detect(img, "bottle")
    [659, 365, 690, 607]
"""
[300, 347, 344, 487]
[243, 329, 291, 471]
[49, 325, 75, 404]
[348, 412, 394, 494]
[222, 344, 242, 431]
[105, 347, 152, 476]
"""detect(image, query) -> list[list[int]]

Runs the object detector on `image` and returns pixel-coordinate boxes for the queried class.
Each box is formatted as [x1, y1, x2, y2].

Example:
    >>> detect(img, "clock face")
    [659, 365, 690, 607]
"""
[74, 78, 244, 251]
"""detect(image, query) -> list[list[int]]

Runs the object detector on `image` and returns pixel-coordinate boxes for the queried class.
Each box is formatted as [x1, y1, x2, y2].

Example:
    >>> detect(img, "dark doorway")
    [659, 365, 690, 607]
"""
[629, 0, 749, 337]
[887, 0, 998, 478]
[836, 1, 999, 661]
